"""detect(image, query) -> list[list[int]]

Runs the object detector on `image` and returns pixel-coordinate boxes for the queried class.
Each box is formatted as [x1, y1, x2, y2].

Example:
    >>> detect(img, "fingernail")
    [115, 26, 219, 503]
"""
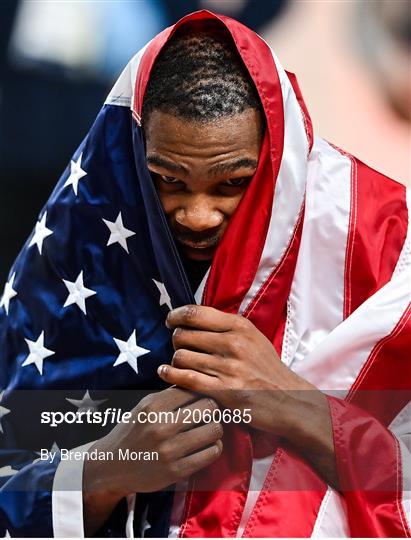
[157, 365, 168, 377]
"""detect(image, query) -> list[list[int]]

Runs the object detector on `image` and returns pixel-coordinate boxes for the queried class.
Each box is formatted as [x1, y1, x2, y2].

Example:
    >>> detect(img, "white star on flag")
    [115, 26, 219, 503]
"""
[0, 466, 17, 478]
[48, 441, 60, 454]
[63, 271, 97, 315]
[29, 211, 53, 255]
[22, 331, 55, 375]
[4, 529, 11, 537]
[153, 279, 172, 310]
[113, 330, 150, 374]
[103, 212, 136, 253]
[64, 153, 87, 195]
[0, 273, 17, 315]
[0, 391, 10, 434]
[33, 441, 60, 462]
[66, 390, 107, 412]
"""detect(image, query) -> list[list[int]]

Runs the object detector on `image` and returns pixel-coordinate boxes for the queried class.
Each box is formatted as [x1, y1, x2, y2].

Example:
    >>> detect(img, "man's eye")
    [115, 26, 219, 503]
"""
[161, 175, 180, 184]
[224, 178, 249, 187]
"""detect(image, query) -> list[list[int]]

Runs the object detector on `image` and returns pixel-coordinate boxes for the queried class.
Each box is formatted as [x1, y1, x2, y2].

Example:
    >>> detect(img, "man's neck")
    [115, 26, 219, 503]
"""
[179, 251, 211, 294]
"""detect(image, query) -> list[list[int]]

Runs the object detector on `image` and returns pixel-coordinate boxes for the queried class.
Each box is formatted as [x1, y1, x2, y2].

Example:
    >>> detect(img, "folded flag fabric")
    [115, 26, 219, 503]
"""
[0, 9, 410, 538]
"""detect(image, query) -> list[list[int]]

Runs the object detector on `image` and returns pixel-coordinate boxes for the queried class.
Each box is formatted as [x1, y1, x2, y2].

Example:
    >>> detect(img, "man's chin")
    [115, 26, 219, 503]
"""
[180, 244, 217, 261]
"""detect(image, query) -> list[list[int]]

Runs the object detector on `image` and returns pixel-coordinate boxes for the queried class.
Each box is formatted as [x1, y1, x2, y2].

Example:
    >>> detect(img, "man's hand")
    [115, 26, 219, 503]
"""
[157, 305, 339, 490]
[83, 387, 223, 535]
[157, 305, 314, 436]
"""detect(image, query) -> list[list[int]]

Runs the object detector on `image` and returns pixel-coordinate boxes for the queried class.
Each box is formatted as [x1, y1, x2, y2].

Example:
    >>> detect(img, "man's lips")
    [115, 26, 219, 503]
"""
[177, 237, 220, 250]
[172, 224, 223, 251]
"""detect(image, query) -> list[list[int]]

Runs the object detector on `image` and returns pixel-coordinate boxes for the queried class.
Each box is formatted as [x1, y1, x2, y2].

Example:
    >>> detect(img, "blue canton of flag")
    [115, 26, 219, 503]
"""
[0, 103, 192, 536]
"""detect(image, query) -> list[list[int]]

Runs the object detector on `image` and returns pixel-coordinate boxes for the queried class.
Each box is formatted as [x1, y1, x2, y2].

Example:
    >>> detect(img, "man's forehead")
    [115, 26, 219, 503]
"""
[146, 153, 259, 177]
[144, 109, 263, 145]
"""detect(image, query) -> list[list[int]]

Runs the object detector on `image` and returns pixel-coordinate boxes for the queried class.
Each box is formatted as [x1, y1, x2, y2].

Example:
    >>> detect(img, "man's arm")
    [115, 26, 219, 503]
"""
[82, 486, 125, 537]
[275, 388, 339, 489]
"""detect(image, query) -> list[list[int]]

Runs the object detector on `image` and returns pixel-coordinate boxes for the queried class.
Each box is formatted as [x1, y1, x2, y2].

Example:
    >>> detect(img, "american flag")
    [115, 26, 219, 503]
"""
[1, 9, 410, 538]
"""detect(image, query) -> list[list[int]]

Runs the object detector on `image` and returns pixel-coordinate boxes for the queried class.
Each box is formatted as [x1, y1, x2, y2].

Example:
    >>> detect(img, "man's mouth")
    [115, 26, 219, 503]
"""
[171, 224, 223, 259]
[177, 242, 218, 261]
[176, 234, 221, 260]
[172, 224, 222, 250]
[177, 237, 220, 250]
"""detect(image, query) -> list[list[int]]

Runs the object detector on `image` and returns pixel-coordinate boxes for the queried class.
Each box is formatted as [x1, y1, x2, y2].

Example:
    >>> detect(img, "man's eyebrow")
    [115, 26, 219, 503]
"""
[208, 158, 258, 176]
[146, 154, 188, 176]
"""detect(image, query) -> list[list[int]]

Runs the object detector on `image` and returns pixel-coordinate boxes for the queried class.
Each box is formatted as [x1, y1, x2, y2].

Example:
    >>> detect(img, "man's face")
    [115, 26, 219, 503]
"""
[145, 109, 263, 261]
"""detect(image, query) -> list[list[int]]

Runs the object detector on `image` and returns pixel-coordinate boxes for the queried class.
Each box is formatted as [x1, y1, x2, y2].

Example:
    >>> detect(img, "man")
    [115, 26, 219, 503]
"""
[0, 10, 410, 538]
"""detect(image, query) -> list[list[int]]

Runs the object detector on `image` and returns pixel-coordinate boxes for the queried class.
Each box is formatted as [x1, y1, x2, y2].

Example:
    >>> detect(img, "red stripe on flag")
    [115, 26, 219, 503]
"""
[202, 13, 285, 316]
[341, 155, 408, 318]
[243, 202, 304, 349]
[347, 303, 411, 423]
[178, 427, 253, 538]
[328, 396, 410, 537]
[242, 448, 326, 537]
[133, 28, 173, 117]
[285, 71, 313, 154]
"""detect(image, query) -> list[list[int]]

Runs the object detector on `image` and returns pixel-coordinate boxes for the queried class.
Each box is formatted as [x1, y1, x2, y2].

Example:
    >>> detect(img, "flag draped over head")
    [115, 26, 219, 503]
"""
[0, 9, 410, 538]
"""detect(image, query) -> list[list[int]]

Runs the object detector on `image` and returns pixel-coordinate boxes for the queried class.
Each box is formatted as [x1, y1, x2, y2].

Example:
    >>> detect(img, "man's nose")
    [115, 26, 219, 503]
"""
[175, 197, 224, 232]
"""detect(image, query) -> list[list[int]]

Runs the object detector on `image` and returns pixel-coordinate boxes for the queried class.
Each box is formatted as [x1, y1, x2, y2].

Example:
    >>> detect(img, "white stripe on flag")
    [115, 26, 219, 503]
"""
[295, 262, 410, 392]
[311, 488, 349, 538]
[281, 137, 352, 369]
[105, 43, 150, 108]
[239, 50, 308, 314]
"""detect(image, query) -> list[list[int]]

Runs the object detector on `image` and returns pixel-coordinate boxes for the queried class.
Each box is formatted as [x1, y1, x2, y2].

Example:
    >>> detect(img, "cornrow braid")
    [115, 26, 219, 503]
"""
[141, 20, 263, 125]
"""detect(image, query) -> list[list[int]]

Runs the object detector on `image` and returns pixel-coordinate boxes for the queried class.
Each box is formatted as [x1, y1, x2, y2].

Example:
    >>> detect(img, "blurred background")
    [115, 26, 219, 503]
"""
[0, 0, 410, 282]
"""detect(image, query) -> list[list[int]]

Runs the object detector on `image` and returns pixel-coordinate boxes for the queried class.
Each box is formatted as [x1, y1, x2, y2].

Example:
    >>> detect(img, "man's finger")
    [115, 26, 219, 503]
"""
[166, 304, 242, 332]
[172, 348, 221, 377]
[158, 364, 220, 394]
[150, 386, 199, 412]
[172, 328, 227, 355]
[175, 439, 223, 479]
[171, 422, 223, 459]
[176, 396, 219, 432]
